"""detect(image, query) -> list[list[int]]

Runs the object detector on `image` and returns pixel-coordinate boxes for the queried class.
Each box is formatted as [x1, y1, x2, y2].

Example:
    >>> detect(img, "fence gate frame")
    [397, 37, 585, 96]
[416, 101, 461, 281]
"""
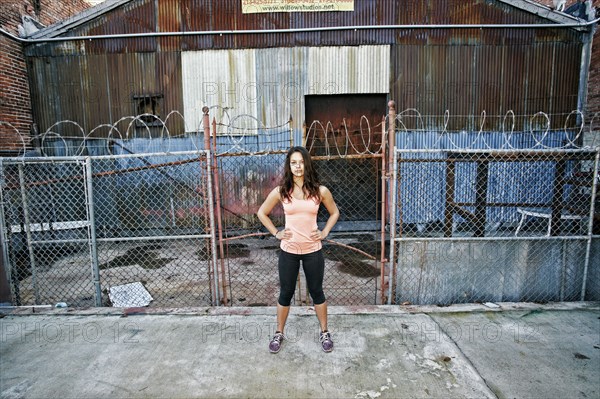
[0, 150, 219, 307]
[0, 157, 94, 305]
[387, 147, 600, 305]
[210, 112, 390, 306]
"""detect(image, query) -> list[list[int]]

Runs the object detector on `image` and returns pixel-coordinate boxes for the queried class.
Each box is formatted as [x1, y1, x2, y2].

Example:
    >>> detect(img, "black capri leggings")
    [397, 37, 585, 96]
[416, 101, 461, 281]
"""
[277, 249, 326, 306]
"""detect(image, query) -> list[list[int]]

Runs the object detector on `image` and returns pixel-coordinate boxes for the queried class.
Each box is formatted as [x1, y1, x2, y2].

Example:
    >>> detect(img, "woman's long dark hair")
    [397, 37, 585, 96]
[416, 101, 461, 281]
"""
[280, 146, 321, 202]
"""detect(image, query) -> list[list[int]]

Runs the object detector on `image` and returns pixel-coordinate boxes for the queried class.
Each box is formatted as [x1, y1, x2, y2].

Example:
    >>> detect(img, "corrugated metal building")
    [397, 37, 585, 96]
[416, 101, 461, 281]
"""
[20, 0, 596, 142]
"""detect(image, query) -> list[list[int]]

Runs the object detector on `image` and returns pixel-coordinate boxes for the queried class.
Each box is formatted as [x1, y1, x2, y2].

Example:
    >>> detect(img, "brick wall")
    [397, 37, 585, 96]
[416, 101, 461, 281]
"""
[0, 0, 95, 34]
[0, 34, 31, 155]
[0, 0, 93, 155]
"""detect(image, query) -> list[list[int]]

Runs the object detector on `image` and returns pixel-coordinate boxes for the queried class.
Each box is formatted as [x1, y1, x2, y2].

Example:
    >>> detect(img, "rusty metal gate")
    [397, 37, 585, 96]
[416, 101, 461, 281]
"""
[207, 113, 389, 306]
[214, 152, 388, 306]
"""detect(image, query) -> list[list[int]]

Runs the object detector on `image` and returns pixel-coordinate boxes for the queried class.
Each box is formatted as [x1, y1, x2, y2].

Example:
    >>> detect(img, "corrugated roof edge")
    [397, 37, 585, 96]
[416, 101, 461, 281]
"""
[499, 0, 585, 23]
[28, 0, 132, 39]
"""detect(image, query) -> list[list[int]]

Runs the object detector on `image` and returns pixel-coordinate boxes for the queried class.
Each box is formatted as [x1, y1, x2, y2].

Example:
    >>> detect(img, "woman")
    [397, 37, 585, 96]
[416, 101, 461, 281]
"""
[257, 146, 339, 353]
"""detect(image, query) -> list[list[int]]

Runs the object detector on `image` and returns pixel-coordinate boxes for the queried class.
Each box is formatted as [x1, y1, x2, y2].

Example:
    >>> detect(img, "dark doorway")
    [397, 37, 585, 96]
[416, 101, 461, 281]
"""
[305, 94, 386, 228]
[305, 94, 387, 156]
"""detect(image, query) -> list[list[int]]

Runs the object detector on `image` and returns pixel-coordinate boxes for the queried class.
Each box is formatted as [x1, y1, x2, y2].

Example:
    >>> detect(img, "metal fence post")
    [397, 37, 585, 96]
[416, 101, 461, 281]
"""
[0, 159, 14, 304]
[212, 117, 228, 305]
[386, 101, 397, 305]
[379, 115, 387, 304]
[18, 164, 39, 304]
[206, 151, 220, 306]
[387, 149, 398, 305]
[580, 148, 599, 300]
[0, 158, 14, 304]
[85, 157, 102, 307]
[203, 107, 221, 306]
[302, 121, 307, 147]
[387, 101, 396, 176]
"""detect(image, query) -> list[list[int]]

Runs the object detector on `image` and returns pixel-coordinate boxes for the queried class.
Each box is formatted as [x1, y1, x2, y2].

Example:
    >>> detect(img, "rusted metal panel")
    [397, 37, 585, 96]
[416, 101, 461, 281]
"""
[157, 0, 183, 51]
[79, 54, 108, 134]
[551, 42, 581, 116]
[21, 0, 579, 55]
[304, 94, 387, 154]
[476, 45, 504, 119]
[29, 58, 56, 138]
[390, 36, 582, 131]
[28, 51, 184, 140]
[59, 0, 158, 54]
[22, 0, 585, 56]
[525, 43, 555, 117]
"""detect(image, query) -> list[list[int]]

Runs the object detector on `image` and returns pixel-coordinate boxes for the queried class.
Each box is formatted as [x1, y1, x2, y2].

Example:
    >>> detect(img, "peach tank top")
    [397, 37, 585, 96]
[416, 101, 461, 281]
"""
[280, 196, 322, 255]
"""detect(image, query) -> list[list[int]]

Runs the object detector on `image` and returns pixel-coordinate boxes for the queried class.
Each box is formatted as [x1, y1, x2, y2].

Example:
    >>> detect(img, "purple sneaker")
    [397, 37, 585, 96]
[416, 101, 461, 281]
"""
[269, 332, 284, 353]
[319, 330, 334, 352]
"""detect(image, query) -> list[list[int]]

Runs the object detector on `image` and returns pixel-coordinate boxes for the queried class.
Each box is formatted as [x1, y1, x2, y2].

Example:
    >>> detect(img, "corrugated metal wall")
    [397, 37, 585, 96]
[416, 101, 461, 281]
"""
[27, 0, 583, 52]
[29, 51, 185, 137]
[390, 40, 582, 131]
[23, 0, 586, 135]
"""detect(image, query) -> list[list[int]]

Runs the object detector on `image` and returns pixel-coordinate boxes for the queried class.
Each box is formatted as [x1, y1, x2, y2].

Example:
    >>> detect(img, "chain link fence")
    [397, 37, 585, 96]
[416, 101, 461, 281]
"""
[1, 108, 599, 308]
[213, 116, 388, 306]
[0, 109, 389, 307]
[1, 151, 216, 307]
[389, 148, 600, 305]
[215, 152, 386, 306]
[1, 159, 91, 306]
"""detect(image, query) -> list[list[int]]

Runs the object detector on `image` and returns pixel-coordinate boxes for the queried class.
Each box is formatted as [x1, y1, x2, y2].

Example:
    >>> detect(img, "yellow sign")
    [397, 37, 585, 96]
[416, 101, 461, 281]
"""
[242, 0, 354, 13]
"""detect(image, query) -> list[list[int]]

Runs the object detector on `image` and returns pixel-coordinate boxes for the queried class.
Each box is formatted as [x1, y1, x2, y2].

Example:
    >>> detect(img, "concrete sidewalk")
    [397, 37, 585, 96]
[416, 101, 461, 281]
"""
[0, 302, 598, 399]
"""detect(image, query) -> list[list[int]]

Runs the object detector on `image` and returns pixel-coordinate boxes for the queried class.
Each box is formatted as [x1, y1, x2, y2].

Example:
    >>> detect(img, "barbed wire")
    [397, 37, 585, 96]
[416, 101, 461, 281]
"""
[392, 110, 599, 151]
[1, 109, 599, 158]
[304, 116, 386, 157]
